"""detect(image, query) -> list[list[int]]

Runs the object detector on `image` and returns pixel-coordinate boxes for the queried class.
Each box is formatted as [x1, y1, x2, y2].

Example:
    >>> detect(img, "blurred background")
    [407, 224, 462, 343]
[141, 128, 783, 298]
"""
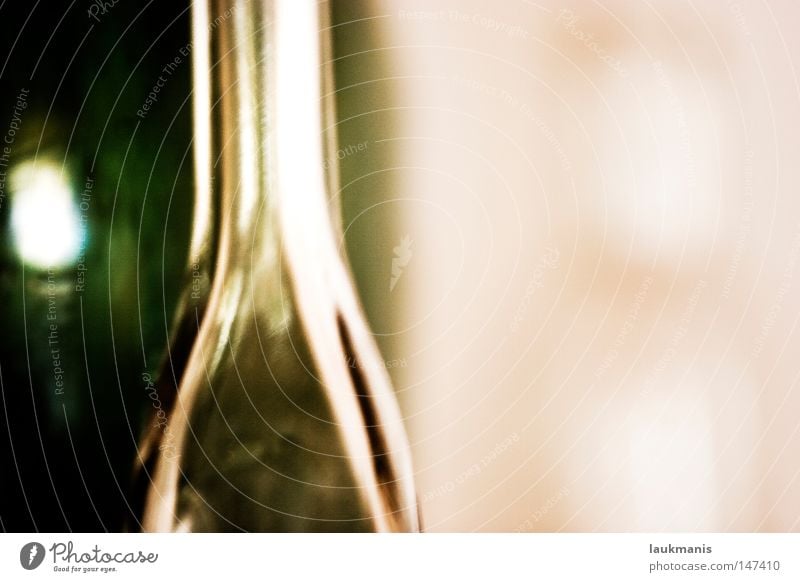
[1, 0, 800, 531]
[0, 2, 193, 531]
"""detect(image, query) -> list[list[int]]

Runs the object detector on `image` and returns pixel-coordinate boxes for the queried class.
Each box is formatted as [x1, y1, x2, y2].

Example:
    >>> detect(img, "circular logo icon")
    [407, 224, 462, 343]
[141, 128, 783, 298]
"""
[19, 542, 45, 570]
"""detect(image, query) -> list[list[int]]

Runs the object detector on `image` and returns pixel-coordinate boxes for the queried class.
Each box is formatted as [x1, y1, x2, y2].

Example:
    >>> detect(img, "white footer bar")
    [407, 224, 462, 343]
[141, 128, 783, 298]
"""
[0, 533, 797, 581]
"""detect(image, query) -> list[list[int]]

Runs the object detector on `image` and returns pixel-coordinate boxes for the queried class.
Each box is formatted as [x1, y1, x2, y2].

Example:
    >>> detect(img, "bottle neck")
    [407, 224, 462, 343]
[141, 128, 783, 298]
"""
[144, 0, 420, 532]
[210, 0, 418, 531]
[206, 0, 344, 326]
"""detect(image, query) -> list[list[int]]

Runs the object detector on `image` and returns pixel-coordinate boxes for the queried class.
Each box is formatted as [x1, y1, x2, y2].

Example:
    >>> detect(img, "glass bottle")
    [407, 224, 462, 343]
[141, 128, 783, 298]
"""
[137, 0, 419, 532]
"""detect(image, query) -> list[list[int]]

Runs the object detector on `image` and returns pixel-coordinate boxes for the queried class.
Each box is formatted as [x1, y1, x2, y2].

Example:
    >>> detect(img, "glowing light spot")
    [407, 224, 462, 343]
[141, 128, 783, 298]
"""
[10, 160, 83, 269]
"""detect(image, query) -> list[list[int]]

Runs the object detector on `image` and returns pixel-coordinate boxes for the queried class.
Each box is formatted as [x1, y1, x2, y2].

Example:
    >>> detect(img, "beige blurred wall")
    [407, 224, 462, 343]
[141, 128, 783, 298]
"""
[335, 0, 800, 531]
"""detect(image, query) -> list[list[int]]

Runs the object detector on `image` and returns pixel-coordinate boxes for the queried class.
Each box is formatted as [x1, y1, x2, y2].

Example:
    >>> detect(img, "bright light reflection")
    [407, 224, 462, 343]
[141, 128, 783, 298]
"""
[10, 160, 83, 269]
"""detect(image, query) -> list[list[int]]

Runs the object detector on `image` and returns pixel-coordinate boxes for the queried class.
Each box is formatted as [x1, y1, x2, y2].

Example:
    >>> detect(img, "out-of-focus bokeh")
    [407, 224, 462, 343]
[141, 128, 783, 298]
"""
[334, 0, 800, 531]
[0, 2, 193, 531]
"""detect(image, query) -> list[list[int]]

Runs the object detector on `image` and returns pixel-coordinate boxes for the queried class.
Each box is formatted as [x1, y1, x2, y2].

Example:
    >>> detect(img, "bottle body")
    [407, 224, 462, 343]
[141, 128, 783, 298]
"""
[139, 0, 419, 532]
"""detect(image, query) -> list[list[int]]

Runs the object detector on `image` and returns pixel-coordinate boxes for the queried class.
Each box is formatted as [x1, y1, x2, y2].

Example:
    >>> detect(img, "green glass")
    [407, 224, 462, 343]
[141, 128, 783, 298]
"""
[136, 0, 419, 532]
